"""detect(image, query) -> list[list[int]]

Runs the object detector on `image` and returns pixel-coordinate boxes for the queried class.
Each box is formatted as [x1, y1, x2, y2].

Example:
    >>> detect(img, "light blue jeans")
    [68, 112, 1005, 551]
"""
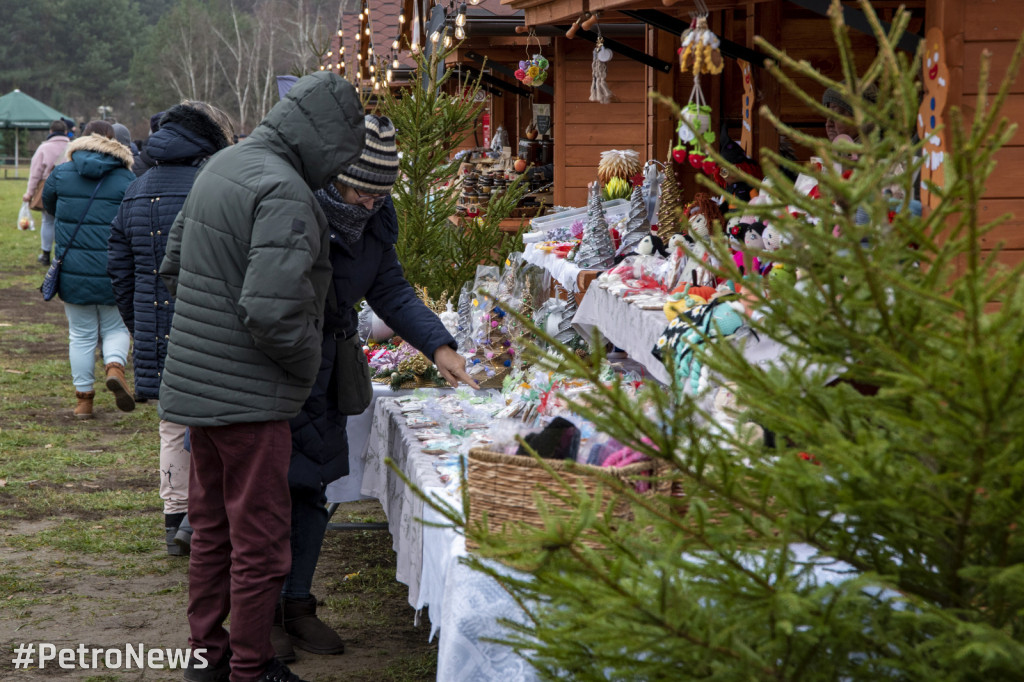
[40, 211, 55, 253]
[63, 303, 130, 392]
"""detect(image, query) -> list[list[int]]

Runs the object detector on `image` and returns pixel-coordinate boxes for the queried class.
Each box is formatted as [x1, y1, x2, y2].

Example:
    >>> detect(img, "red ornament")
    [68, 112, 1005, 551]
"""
[701, 159, 718, 176]
[672, 147, 688, 164]
[688, 153, 704, 169]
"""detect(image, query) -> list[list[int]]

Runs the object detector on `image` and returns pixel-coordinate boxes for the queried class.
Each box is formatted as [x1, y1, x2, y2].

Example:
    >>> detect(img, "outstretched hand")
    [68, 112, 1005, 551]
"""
[434, 345, 479, 389]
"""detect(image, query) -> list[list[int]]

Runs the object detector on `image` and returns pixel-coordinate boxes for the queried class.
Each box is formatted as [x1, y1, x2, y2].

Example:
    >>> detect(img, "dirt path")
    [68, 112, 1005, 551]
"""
[0, 263, 436, 681]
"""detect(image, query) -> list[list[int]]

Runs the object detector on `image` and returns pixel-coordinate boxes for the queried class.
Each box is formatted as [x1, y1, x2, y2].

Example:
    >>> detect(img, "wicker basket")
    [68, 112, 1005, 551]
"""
[464, 447, 675, 550]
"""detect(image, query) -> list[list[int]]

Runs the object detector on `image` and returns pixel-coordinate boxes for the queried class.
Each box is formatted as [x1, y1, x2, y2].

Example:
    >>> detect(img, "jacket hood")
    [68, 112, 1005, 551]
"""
[250, 71, 366, 190]
[67, 134, 135, 179]
[144, 103, 232, 165]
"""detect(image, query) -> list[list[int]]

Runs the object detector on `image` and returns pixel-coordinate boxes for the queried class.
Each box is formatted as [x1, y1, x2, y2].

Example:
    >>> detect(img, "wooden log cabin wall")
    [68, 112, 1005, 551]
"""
[926, 0, 1024, 270]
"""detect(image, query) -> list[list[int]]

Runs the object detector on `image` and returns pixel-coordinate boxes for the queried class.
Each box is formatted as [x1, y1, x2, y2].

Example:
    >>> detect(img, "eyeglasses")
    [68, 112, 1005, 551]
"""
[353, 187, 387, 201]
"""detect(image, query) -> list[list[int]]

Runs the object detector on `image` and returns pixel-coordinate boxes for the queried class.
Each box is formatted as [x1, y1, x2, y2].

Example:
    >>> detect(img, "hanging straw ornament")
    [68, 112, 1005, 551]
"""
[589, 28, 613, 104]
[677, 7, 723, 76]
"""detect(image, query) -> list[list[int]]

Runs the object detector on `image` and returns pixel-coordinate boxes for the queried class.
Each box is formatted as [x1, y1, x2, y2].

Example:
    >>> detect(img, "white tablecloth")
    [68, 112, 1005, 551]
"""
[523, 243, 583, 293]
[360, 398, 541, 681]
[572, 284, 672, 384]
[326, 384, 412, 504]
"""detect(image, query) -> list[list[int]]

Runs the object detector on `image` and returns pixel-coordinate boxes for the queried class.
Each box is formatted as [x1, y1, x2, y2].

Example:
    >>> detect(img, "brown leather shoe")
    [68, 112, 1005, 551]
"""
[282, 595, 344, 655]
[104, 362, 136, 412]
[74, 391, 95, 420]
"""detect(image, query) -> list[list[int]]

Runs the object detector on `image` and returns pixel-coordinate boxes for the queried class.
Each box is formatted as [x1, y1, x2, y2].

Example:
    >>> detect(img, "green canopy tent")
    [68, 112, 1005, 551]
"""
[0, 89, 69, 177]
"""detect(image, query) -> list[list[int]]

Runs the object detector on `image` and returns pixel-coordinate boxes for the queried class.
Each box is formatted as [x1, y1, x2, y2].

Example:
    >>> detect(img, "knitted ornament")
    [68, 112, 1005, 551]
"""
[516, 54, 549, 87]
[398, 353, 431, 375]
[677, 15, 723, 76]
[597, 149, 642, 185]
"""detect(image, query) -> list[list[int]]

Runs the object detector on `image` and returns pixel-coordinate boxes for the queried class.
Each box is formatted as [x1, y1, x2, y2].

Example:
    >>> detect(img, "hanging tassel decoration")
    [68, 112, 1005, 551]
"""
[590, 37, 613, 104]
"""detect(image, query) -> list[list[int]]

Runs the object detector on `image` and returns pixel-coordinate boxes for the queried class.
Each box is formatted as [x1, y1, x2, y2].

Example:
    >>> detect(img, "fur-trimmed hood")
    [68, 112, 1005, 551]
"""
[143, 104, 232, 167]
[66, 134, 135, 179]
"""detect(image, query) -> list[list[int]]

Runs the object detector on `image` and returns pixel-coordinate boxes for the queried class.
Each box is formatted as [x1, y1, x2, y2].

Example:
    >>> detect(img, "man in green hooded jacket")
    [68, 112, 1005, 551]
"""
[159, 72, 365, 682]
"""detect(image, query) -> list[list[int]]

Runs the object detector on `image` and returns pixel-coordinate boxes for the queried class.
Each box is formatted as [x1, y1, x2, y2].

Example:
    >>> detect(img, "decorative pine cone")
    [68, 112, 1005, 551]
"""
[398, 354, 431, 375]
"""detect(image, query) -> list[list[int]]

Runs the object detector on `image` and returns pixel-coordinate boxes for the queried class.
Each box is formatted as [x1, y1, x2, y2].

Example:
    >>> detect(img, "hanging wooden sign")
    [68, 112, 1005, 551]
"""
[918, 26, 949, 207]
[738, 59, 754, 157]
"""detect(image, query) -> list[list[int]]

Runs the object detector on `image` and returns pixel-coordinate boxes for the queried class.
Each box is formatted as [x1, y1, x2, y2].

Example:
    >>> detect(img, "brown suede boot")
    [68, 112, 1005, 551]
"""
[104, 362, 136, 412]
[282, 595, 345, 655]
[74, 391, 95, 420]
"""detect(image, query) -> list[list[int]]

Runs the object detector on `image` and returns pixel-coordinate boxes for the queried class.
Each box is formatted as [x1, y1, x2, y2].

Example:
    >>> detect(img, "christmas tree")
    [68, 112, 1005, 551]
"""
[380, 45, 530, 296]
[575, 183, 617, 270]
[657, 152, 686, 238]
[424, 2, 1024, 678]
[616, 185, 651, 256]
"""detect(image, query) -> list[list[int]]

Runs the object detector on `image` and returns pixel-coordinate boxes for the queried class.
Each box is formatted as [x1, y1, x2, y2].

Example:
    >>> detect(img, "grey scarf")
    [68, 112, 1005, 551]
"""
[316, 183, 385, 244]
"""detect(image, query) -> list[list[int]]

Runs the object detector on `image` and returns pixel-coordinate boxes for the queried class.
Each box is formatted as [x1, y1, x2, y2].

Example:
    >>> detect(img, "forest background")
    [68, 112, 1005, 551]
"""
[1, 0, 350, 145]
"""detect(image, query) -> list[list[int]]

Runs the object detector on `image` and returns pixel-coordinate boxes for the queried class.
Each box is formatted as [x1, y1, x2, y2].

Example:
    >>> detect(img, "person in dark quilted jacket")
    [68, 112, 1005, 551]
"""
[107, 102, 233, 558]
[158, 72, 365, 682]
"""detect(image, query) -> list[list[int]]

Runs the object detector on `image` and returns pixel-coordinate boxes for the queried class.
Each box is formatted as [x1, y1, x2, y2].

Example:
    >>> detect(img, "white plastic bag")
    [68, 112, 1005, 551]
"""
[18, 201, 34, 231]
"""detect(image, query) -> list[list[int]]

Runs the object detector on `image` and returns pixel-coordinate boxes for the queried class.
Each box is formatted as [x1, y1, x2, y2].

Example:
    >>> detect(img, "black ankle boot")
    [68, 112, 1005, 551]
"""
[38, 250, 50, 266]
[282, 595, 344, 655]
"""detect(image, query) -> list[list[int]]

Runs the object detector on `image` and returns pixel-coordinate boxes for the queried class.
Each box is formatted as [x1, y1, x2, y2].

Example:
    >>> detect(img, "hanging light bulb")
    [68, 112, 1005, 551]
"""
[365, 26, 370, 36]
[368, 45, 373, 55]
[392, 39, 399, 49]
[338, 28, 343, 37]
[327, 50, 333, 57]
[399, 12, 405, 23]
[455, 25, 465, 40]
[469, 0, 481, 4]
[387, 68, 393, 81]
[443, 31, 452, 48]
[430, 29, 440, 43]
[392, 57, 399, 69]
[456, 4, 466, 26]
[373, 80, 380, 91]
[319, 64, 325, 70]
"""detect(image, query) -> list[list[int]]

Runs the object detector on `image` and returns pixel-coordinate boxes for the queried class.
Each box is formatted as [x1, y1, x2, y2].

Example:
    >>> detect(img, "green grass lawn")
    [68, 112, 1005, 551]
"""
[0, 177, 436, 681]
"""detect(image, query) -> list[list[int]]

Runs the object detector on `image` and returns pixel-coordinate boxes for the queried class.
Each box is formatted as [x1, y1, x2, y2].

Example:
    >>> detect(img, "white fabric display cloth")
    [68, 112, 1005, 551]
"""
[326, 384, 412, 504]
[573, 284, 672, 384]
[523, 243, 582, 293]
[360, 398, 444, 608]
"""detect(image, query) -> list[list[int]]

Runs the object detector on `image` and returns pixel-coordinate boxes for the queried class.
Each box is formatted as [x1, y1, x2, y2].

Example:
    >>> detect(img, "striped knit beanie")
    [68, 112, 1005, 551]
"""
[337, 115, 399, 193]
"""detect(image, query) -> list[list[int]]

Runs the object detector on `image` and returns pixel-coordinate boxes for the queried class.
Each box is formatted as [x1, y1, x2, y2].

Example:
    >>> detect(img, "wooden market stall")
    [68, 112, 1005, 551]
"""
[496, 0, 1022, 267]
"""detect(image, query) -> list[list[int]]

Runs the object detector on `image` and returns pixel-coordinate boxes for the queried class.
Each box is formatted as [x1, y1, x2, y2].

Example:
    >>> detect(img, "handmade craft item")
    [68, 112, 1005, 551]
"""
[652, 298, 746, 396]
[918, 27, 948, 207]
[575, 183, 617, 270]
[590, 35, 614, 104]
[657, 152, 686, 238]
[515, 45, 549, 88]
[677, 14, 723, 77]
[616, 185, 651, 256]
[597, 149, 642, 185]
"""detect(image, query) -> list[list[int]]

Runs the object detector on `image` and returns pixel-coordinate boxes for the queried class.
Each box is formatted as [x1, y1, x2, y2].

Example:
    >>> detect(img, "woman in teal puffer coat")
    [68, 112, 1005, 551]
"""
[41, 120, 137, 419]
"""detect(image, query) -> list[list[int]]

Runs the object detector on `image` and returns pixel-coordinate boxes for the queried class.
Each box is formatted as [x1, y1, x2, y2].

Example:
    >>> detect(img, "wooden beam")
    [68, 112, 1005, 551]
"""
[554, 36, 568, 205]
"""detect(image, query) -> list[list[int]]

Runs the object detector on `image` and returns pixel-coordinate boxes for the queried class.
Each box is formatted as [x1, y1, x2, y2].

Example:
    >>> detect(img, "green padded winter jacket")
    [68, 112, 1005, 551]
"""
[157, 72, 366, 426]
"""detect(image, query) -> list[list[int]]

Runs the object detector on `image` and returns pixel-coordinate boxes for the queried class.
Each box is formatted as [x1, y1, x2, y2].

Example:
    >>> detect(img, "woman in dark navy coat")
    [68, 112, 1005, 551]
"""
[107, 102, 233, 556]
[273, 115, 477, 661]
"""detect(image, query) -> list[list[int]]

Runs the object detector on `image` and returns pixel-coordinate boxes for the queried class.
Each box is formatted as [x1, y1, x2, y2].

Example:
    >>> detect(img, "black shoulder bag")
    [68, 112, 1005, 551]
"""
[41, 176, 107, 301]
